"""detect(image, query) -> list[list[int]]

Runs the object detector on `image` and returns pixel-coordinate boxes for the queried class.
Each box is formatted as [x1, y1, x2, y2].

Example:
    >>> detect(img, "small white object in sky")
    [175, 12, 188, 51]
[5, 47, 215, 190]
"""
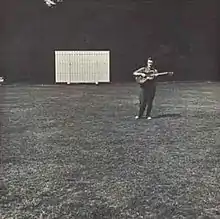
[44, 0, 56, 7]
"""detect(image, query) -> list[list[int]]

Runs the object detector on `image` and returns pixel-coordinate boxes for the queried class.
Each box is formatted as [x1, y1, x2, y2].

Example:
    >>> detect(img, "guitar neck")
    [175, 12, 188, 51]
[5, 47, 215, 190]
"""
[151, 72, 173, 76]
[155, 72, 169, 76]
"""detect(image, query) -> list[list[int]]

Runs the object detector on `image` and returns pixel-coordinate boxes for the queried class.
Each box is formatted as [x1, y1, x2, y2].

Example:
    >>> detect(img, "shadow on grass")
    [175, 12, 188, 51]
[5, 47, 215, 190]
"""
[153, 113, 182, 119]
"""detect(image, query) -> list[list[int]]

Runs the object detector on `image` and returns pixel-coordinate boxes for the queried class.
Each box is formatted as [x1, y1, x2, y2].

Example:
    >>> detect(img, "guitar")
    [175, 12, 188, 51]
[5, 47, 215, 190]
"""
[135, 71, 174, 84]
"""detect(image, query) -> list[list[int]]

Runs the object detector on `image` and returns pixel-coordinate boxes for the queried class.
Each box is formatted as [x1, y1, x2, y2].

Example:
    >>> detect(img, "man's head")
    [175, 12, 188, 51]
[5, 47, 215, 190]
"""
[147, 57, 154, 68]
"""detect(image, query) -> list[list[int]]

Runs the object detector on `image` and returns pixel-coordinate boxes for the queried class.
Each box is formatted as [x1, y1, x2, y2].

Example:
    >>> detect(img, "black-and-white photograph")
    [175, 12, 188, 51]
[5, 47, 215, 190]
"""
[0, 0, 219, 218]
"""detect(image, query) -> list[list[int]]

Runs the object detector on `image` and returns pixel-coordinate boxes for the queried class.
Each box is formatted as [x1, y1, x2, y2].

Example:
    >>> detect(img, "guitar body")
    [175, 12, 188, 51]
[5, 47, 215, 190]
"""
[135, 75, 152, 84]
[135, 72, 174, 84]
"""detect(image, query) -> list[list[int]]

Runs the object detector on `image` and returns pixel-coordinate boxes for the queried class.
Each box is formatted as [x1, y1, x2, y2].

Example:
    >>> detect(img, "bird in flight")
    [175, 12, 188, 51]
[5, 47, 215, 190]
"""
[44, 0, 57, 7]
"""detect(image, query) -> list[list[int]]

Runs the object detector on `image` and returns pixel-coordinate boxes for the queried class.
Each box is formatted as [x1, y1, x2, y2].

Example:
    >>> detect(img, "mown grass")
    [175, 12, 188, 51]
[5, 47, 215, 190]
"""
[1, 82, 220, 219]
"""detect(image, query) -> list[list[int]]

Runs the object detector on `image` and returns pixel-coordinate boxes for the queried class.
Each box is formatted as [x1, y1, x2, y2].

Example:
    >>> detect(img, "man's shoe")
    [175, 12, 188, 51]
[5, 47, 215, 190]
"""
[135, 115, 140, 120]
[146, 116, 152, 120]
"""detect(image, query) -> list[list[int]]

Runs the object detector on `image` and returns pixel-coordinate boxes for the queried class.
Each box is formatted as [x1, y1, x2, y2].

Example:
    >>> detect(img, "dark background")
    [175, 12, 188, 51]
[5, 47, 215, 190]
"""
[0, 0, 218, 83]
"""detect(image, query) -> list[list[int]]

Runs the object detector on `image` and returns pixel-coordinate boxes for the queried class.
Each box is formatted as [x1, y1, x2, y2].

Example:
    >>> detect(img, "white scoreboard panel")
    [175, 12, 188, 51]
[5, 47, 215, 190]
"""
[55, 51, 110, 84]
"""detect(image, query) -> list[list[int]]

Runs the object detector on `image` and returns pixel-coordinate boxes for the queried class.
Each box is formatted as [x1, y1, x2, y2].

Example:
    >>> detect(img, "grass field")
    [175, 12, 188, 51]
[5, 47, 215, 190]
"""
[1, 82, 220, 219]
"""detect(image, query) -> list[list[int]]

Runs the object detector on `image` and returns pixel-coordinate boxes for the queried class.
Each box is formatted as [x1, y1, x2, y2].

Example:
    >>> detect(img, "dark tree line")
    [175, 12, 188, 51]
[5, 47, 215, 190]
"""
[0, 0, 219, 83]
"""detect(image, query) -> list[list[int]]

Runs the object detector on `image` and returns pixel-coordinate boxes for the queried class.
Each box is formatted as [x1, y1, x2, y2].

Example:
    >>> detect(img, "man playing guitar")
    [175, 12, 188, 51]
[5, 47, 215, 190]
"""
[133, 57, 173, 120]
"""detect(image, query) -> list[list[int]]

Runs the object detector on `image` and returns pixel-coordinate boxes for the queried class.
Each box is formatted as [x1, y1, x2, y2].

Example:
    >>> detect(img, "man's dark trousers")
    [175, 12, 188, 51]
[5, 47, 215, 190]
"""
[138, 84, 156, 118]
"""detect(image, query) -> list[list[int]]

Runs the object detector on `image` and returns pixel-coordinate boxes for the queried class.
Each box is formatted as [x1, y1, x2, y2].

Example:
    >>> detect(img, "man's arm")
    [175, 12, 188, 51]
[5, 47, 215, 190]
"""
[154, 69, 159, 78]
[133, 67, 145, 76]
